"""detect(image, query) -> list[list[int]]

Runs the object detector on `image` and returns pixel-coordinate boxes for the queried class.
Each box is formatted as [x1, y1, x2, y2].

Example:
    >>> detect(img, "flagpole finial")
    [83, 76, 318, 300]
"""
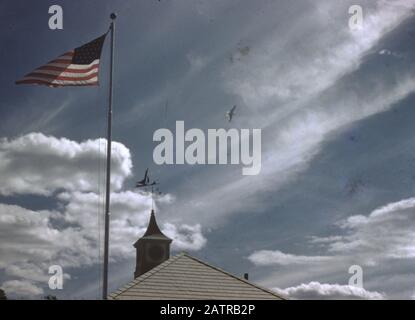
[110, 13, 117, 20]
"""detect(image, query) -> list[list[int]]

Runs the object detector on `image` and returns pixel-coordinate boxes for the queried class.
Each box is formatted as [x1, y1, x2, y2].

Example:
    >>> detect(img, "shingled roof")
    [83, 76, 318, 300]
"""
[109, 252, 284, 300]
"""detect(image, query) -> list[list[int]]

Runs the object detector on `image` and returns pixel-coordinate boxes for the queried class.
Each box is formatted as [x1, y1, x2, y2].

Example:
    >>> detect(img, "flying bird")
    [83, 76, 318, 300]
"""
[226, 105, 237, 122]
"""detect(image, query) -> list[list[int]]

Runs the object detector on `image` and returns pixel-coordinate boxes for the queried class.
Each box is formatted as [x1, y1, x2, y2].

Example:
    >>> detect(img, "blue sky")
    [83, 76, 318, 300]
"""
[1, 0, 415, 299]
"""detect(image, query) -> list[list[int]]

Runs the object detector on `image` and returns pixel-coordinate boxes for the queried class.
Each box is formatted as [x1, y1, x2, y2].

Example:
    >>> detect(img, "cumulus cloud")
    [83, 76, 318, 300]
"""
[2, 0, 414, 300]
[274, 282, 385, 300]
[0, 188, 206, 297]
[0, 204, 65, 266]
[0, 133, 132, 196]
[2, 280, 44, 298]
[5, 262, 56, 283]
[248, 250, 332, 266]
[0, 134, 206, 297]
[164, 223, 207, 251]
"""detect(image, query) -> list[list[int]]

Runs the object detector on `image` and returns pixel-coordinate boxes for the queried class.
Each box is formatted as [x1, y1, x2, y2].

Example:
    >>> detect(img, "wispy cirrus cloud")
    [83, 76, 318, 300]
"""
[248, 250, 332, 266]
[2, 0, 415, 300]
[166, 0, 415, 228]
[327, 197, 415, 262]
[248, 196, 415, 298]
[249, 196, 415, 267]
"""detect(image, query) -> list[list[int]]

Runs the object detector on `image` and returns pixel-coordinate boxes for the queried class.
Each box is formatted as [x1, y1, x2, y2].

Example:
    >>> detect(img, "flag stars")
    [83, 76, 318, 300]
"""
[72, 35, 106, 65]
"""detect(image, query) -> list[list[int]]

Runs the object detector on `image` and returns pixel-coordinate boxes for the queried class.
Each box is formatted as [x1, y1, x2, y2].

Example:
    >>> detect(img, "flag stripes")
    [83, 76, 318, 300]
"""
[16, 34, 107, 87]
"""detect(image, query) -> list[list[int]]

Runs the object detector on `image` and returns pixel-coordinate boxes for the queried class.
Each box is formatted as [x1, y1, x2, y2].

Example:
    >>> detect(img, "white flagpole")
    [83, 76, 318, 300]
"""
[103, 12, 116, 300]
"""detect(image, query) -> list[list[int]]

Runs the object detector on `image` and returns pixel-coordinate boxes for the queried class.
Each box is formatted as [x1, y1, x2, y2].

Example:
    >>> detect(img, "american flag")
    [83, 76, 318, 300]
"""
[16, 33, 107, 87]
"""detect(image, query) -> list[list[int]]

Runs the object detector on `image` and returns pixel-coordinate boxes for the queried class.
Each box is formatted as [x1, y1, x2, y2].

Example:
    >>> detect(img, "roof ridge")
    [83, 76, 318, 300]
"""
[109, 252, 287, 300]
[181, 253, 286, 299]
[108, 253, 186, 299]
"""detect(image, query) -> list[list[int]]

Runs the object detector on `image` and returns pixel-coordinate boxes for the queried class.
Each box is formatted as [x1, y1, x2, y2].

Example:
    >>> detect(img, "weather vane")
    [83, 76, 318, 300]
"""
[135, 168, 162, 209]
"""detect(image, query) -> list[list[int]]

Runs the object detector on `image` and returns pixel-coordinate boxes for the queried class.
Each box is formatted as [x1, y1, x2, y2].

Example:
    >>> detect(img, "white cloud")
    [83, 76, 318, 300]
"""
[224, 0, 412, 113]
[169, 1, 415, 227]
[309, 236, 343, 244]
[248, 250, 332, 266]
[0, 204, 63, 266]
[327, 197, 415, 262]
[173, 75, 415, 227]
[0, 133, 132, 196]
[5, 262, 52, 283]
[57, 190, 204, 257]
[164, 223, 207, 251]
[249, 197, 415, 298]
[2, 0, 414, 300]
[0, 190, 206, 297]
[2, 280, 44, 298]
[0, 134, 206, 297]
[274, 282, 385, 300]
[378, 49, 403, 58]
